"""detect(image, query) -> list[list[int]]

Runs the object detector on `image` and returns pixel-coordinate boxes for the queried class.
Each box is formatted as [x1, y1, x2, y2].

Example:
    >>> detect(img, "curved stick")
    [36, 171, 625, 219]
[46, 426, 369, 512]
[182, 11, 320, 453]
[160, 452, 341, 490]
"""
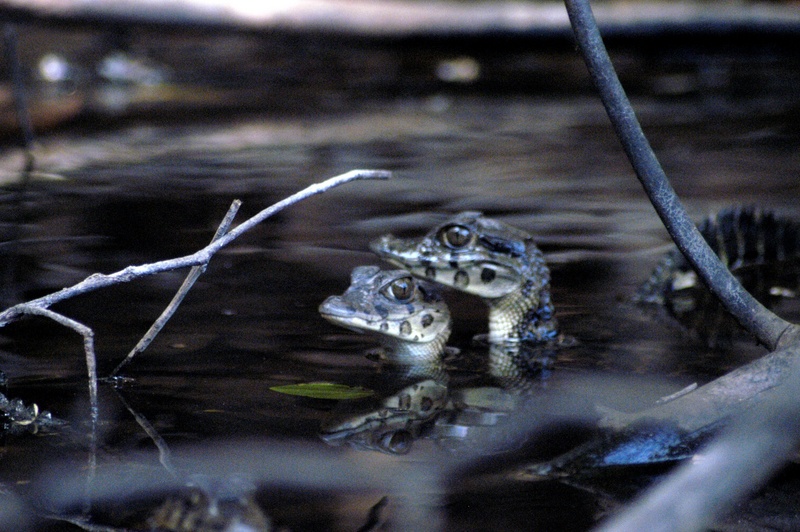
[563, 0, 799, 351]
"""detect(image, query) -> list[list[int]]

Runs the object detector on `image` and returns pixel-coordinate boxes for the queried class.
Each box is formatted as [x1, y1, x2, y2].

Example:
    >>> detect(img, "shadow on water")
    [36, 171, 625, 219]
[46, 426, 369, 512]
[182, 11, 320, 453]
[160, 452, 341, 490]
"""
[0, 18, 799, 531]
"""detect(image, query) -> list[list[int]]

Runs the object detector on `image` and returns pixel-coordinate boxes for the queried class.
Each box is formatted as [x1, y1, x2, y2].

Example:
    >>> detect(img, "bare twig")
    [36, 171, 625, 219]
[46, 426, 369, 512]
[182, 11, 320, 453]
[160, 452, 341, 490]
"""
[0, 169, 388, 520]
[0, 169, 388, 453]
[0, 169, 390, 329]
[110, 199, 242, 376]
[15, 306, 97, 420]
[13, 305, 99, 514]
[562, 0, 800, 351]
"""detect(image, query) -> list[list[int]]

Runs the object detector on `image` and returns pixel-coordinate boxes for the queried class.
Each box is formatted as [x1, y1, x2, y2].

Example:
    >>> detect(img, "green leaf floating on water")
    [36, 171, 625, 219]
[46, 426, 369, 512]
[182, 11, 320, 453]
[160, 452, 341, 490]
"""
[269, 382, 375, 400]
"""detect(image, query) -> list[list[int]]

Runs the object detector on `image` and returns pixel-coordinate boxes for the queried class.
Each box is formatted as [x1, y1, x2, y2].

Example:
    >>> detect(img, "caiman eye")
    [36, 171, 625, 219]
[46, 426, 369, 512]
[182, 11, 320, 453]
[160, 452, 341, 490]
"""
[439, 224, 473, 249]
[383, 276, 415, 302]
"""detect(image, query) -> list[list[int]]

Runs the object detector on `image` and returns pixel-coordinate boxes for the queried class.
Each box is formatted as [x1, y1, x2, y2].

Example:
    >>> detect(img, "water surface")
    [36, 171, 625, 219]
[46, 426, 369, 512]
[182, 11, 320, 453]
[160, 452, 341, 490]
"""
[0, 28, 799, 530]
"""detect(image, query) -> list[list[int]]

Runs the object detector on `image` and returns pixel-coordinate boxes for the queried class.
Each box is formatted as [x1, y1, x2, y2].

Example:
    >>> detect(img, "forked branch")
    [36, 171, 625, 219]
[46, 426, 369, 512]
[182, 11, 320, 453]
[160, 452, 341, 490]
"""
[0, 169, 389, 411]
[0, 169, 390, 330]
[110, 199, 242, 376]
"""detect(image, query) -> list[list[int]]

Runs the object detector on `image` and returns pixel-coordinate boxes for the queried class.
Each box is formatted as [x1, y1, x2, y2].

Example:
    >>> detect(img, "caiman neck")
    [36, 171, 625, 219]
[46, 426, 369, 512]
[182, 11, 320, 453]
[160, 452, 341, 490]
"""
[486, 275, 557, 344]
[486, 290, 530, 344]
[381, 323, 451, 363]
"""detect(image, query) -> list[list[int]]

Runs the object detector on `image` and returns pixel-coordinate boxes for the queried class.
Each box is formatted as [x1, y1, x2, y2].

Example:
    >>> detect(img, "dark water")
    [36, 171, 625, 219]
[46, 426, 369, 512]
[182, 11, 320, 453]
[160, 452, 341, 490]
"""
[1, 24, 800, 531]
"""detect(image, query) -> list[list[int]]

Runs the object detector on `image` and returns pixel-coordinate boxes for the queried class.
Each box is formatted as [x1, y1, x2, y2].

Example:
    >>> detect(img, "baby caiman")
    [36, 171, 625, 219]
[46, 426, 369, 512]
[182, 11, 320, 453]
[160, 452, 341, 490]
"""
[319, 265, 451, 364]
[371, 211, 558, 344]
[319, 265, 551, 455]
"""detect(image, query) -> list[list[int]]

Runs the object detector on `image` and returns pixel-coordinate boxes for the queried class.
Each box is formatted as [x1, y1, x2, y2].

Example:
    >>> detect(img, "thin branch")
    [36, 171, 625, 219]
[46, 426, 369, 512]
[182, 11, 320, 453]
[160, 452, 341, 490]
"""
[562, 0, 800, 351]
[0, 168, 388, 490]
[2, 23, 35, 174]
[110, 199, 242, 376]
[0, 169, 391, 329]
[13, 305, 98, 514]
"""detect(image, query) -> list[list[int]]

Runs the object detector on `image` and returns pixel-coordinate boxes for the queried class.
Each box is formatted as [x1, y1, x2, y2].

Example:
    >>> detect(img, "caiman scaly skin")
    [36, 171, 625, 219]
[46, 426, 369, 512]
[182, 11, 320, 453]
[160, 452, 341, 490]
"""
[319, 265, 451, 363]
[636, 206, 800, 345]
[371, 211, 557, 344]
[319, 266, 451, 453]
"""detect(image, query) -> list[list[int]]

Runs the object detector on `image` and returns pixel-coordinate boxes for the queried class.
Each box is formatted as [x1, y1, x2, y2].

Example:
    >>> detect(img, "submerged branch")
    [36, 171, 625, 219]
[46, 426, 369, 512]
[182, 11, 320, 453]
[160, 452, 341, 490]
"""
[562, 0, 800, 351]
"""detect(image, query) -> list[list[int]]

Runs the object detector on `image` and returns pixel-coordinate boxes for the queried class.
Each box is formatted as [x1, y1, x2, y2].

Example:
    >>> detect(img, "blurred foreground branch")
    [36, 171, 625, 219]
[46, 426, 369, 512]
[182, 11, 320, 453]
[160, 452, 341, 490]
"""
[598, 343, 800, 531]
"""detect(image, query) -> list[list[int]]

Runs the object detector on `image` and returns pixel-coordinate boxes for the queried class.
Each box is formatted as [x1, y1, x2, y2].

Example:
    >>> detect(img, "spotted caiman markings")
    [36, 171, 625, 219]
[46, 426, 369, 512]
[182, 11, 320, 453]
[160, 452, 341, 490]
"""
[319, 266, 451, 363]
[371, 211, 558, 344]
